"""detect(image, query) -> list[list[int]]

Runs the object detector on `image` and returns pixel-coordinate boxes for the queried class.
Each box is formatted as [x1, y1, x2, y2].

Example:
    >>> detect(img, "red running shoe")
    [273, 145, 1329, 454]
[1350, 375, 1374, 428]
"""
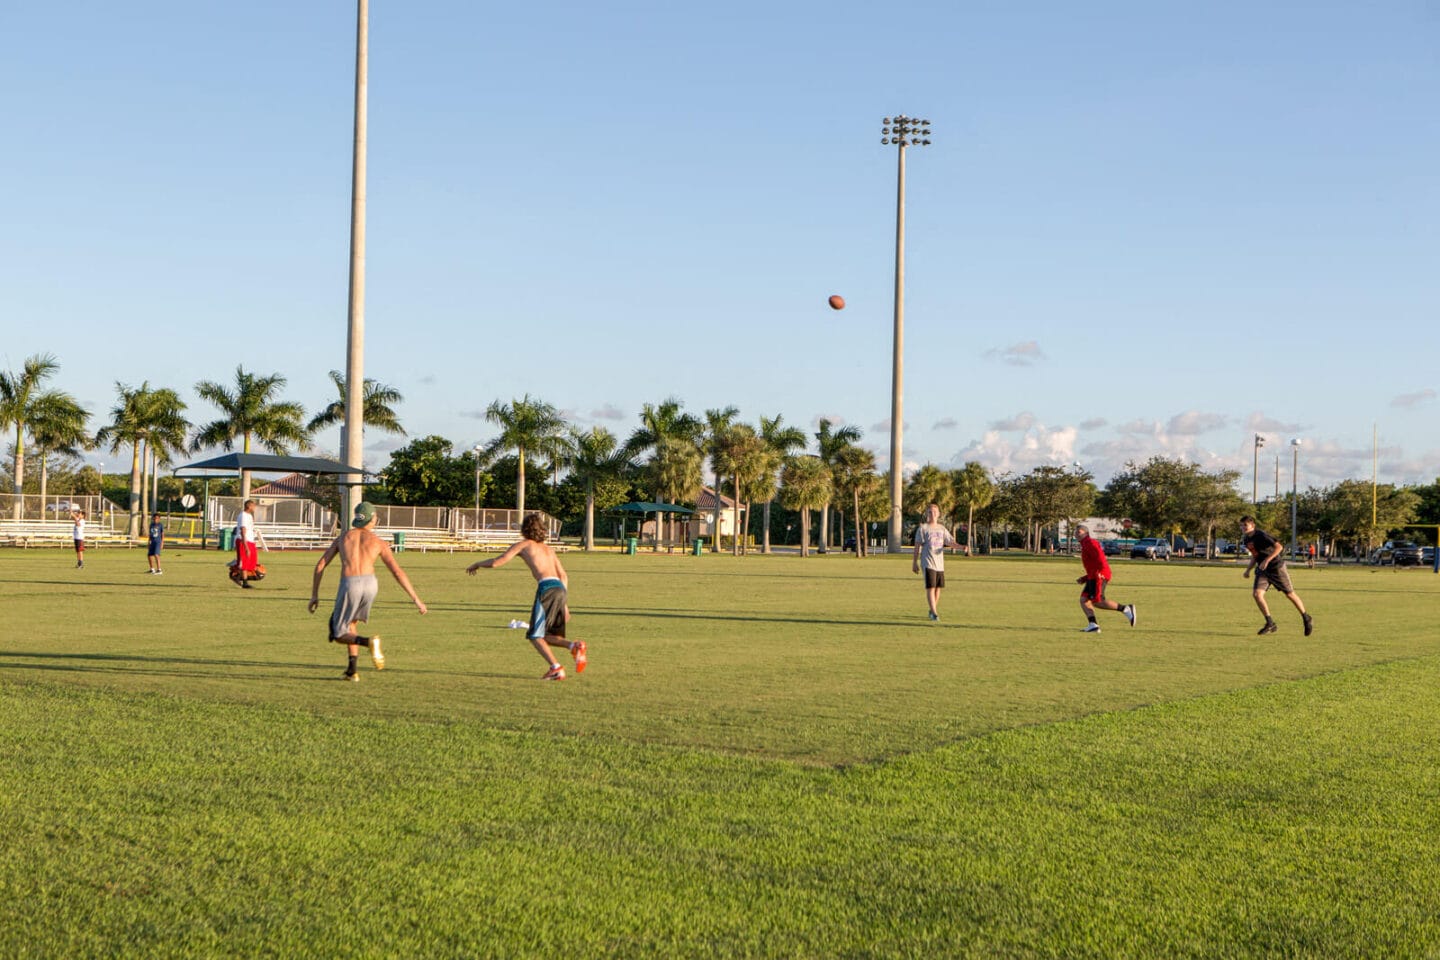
[570, 640, 587, 674]
[542, 664, 566, 681]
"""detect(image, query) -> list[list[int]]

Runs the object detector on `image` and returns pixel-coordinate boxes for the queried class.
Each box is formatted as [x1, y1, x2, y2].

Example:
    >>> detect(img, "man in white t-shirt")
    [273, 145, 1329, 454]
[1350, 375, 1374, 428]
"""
[72, 509, 86, 569]
[234, 499, 263, 588]
[912, 502, 958, 621]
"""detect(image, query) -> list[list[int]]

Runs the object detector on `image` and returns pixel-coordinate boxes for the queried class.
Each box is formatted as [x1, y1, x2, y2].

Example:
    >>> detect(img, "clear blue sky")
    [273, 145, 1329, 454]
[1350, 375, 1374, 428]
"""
[3, 0, 1436, 491]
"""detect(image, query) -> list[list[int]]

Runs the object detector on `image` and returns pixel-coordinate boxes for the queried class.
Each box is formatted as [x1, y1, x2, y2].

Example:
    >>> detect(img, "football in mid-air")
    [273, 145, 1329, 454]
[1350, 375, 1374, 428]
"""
[828, 295, 845, 310]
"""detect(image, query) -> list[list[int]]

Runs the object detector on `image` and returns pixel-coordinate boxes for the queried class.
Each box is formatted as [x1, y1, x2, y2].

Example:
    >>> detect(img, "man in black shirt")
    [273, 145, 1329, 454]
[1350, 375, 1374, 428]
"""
[1240, 515, 1313, 636]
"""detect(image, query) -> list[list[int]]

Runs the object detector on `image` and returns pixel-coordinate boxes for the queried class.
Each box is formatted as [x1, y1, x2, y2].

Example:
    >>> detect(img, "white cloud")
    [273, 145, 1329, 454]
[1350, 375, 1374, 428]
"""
[590, 404, 626, 421]
[1244, 412, 1306, 434]
[933, 417, 959, 430]
[1079, 417, 1107, 430]
[1391, 388, 1436, 409]
[946, 420, 1077, 476]
[990, 411, 1037, 432]
[1166, 411, 1229, 436]
[984, 340, 1045, 367]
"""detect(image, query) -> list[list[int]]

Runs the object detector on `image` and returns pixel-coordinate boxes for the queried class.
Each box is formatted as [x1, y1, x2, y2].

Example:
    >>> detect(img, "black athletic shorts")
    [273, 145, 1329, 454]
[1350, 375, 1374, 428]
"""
[924, 568, 945, 589]
[1080, 577, 1106, 602]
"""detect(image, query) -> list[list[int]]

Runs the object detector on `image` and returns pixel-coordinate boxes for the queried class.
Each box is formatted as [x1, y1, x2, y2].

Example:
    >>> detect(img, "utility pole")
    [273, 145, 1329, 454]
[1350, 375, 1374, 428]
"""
[342, 0, 369, 518]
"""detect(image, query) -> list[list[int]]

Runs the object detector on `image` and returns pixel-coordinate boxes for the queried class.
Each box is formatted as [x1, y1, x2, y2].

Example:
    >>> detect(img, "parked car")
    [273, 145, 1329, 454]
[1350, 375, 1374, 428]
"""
[1422, 546, 1435, 567]
[1371, 540, 1423, 566]
[1393, 542, 1424, 566]
[1130, 537, 1171, 560]
[1101, 539, 1125, 556]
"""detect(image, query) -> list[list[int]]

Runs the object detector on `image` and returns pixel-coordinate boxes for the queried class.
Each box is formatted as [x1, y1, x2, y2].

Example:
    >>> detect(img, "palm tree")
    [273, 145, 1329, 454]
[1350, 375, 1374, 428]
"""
[478, 395, 566, 516]
[952, 461, 995, 556]
[0, 353, 61, 518]
[192, 367, 309, 502]
[714, 424, 772, 555]
[627, 398, 703, 546]
[646, 435, 702, 550]
[137, 388, 189, 523]
[814, 418, 861, 553]
[831, 445, 880, 558]
[703, 406, 739, 553]
[27, 390, 91, 508]
[96, 383, 151, 537]
[758, 414, 806, 553]
[906, 464, 957, 523]
[780, 455, 832, 558]
[568, 427, 632, 551]
[307, 370, 407, 438]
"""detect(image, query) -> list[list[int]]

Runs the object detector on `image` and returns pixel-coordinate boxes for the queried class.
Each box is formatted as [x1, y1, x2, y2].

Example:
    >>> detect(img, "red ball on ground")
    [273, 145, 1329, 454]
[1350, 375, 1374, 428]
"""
[828, 295, 845, 310]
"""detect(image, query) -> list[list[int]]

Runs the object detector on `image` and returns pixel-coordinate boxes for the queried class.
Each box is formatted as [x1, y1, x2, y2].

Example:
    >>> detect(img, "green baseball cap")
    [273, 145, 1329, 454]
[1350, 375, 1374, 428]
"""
[352, 502, 377, 527]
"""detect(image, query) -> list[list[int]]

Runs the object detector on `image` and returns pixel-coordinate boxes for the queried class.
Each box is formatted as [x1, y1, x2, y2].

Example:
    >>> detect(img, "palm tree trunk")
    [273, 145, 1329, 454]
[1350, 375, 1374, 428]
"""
[799, 508, 811, 557]
[38, 451, 49, 509]
[711, 471, 722, 553]
[819, 503, 829, 553]
[583, 485, 595, 551]
[852, 491, 863, 559]
[140, 439, 150, 522]
[127, 442, 142, 538]
[517, 448, 527, 516]
[967, 503, 975, 555]
[732, 472, 741, 556]
[762, 499, 773, 554]
[11, 424, 24, 519]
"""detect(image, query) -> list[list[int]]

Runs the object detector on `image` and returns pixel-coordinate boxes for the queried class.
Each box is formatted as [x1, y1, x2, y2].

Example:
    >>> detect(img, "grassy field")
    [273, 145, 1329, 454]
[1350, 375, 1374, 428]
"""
[3, 546, 1439, 957]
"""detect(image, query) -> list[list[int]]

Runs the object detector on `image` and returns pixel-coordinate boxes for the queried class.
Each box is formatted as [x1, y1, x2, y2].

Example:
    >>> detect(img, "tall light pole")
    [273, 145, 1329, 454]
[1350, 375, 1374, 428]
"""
[1290, 438, 1301, 555]
[1252, 434, 1264, 505]
[880, 114, 930, 551]
[342, 0, 369, 519]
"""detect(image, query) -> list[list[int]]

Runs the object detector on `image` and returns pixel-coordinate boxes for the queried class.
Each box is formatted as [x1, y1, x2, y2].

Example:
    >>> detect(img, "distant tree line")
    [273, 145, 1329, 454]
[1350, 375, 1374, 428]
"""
[2, 354, 1436, 555]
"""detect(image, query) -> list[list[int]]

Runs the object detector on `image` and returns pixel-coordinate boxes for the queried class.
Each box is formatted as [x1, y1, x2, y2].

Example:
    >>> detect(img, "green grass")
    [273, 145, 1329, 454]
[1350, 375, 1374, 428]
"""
[3, 547, 1439, 957]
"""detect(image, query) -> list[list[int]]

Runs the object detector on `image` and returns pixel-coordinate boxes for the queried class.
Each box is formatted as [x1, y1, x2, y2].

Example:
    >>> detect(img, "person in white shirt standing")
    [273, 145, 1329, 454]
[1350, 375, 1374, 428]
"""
[912, 502, 958, 621]
[234, 499, 264, 588]
[71, 509, 86, 569]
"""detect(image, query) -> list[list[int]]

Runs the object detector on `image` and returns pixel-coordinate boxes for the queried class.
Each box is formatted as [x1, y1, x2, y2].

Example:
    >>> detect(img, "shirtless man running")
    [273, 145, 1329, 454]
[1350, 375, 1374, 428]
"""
[467, 512, 587, 680]
[308, 501, 427, 681]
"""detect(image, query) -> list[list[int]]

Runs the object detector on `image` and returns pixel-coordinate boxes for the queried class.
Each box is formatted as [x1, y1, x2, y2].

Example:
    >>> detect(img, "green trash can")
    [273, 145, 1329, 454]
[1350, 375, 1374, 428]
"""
[625, 537, 638, 556]
[218, 527, 234, 551]
[393, 531, 405, 552]
[692, 538, 704, 556]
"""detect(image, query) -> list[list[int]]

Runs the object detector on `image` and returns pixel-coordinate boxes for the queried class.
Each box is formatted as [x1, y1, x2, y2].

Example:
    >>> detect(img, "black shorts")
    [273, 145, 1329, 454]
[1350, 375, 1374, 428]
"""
[1254, 562, 1294, 594]
[924, 568, 945, 589]
[527, 580, 567, 640]
[1080, 577, 1106, 602]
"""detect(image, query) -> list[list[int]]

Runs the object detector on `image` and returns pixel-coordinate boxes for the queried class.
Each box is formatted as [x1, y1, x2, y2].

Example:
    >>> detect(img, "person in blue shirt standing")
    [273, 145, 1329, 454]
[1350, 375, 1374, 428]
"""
[147, 513, 165, 575]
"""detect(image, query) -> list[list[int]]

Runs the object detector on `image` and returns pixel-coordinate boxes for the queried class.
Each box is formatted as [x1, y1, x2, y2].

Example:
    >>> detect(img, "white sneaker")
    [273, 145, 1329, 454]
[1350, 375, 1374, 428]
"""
[1082, 623, 1101, 633]
[369, 635, 385, 670]
[1123, 604, 1136, 627]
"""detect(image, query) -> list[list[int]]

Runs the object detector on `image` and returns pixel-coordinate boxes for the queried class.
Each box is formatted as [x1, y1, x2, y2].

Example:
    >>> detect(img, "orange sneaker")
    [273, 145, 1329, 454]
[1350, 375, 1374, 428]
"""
[542, 664, 566, 681]
[570, 640, 587, 674]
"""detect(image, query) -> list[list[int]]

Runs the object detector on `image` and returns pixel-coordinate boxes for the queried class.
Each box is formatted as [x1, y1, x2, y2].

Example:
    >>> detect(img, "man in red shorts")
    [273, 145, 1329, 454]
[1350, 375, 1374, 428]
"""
[1076, 524, 1135, 633]
[234, 499, 262, 588]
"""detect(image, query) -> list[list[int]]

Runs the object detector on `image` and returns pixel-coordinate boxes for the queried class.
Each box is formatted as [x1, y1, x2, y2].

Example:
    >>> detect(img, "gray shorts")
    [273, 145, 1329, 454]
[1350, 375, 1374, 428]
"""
[1254, 562, 1294, 595]
[330, 574, 378, 640]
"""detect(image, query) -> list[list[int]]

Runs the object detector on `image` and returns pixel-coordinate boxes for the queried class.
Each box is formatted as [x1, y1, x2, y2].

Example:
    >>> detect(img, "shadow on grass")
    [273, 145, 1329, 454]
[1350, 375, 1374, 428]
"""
[0, 650, 526, 682]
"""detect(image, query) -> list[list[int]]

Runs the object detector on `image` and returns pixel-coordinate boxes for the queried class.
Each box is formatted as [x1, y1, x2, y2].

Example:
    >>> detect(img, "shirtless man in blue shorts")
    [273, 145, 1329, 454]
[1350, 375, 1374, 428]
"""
[467, 512, 587, 680]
